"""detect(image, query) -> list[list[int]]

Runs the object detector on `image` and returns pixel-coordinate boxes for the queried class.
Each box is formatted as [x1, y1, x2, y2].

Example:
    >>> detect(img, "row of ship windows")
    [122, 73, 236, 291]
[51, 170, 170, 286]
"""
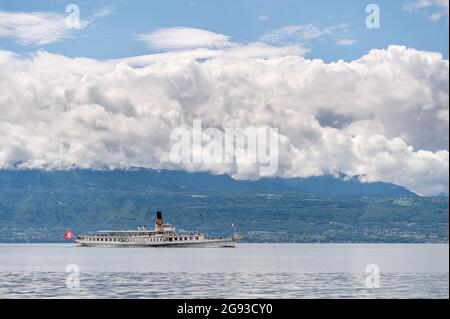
[173, 236, 199, 241]
[82, 236, 199, 242]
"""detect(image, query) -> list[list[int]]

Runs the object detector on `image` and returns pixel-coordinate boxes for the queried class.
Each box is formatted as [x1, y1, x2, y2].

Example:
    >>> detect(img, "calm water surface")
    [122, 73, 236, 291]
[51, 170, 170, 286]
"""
[0, 243, 448, 298]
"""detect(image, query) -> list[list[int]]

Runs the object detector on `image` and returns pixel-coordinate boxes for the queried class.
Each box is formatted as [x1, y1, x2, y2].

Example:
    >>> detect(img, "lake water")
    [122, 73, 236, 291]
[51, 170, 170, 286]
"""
[0, 243, 448, 299]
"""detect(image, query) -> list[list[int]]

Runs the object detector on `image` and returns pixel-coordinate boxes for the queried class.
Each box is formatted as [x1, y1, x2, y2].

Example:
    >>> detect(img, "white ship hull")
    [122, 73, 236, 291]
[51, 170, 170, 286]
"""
[76, 237, 237, 248]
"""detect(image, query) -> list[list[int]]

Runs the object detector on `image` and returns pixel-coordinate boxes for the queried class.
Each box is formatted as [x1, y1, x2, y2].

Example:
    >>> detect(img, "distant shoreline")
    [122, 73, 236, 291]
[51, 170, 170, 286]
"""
[1, 241, 449, 245]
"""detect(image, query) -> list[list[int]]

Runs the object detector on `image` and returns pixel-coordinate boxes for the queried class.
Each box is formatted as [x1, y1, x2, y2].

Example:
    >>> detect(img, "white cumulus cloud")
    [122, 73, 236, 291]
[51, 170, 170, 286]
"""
[0, 44, 448, 196]
[337, 38, 358, 46]
[259, 23, 352, 46]
[0, 6, 114, 46]
[136, 27, 234, 51]
[404, 0, 449, 21]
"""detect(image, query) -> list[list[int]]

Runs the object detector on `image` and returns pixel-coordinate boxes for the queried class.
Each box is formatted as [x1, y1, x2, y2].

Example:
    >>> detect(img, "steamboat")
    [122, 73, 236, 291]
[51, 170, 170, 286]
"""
[76, 211, 240, 248]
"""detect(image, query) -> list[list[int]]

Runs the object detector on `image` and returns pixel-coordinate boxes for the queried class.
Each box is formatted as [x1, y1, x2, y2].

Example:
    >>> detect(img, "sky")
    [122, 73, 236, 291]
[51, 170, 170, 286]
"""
[0, 0, 448, 60]
[0, 0, 449, 195]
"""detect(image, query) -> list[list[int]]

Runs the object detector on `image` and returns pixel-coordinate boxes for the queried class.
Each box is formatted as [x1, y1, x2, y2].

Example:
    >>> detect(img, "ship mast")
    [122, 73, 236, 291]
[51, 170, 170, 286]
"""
[199, 213, 205, 236]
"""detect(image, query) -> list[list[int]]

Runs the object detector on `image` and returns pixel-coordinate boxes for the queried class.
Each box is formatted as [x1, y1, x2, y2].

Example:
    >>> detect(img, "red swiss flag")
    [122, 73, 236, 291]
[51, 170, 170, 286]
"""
[64, 229, 74, 241]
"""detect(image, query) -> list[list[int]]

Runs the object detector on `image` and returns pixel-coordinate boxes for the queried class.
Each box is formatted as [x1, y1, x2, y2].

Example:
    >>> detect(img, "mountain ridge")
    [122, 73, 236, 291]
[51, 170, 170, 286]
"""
[0, 169, 447, 243]
[0, 168, 417, 196]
